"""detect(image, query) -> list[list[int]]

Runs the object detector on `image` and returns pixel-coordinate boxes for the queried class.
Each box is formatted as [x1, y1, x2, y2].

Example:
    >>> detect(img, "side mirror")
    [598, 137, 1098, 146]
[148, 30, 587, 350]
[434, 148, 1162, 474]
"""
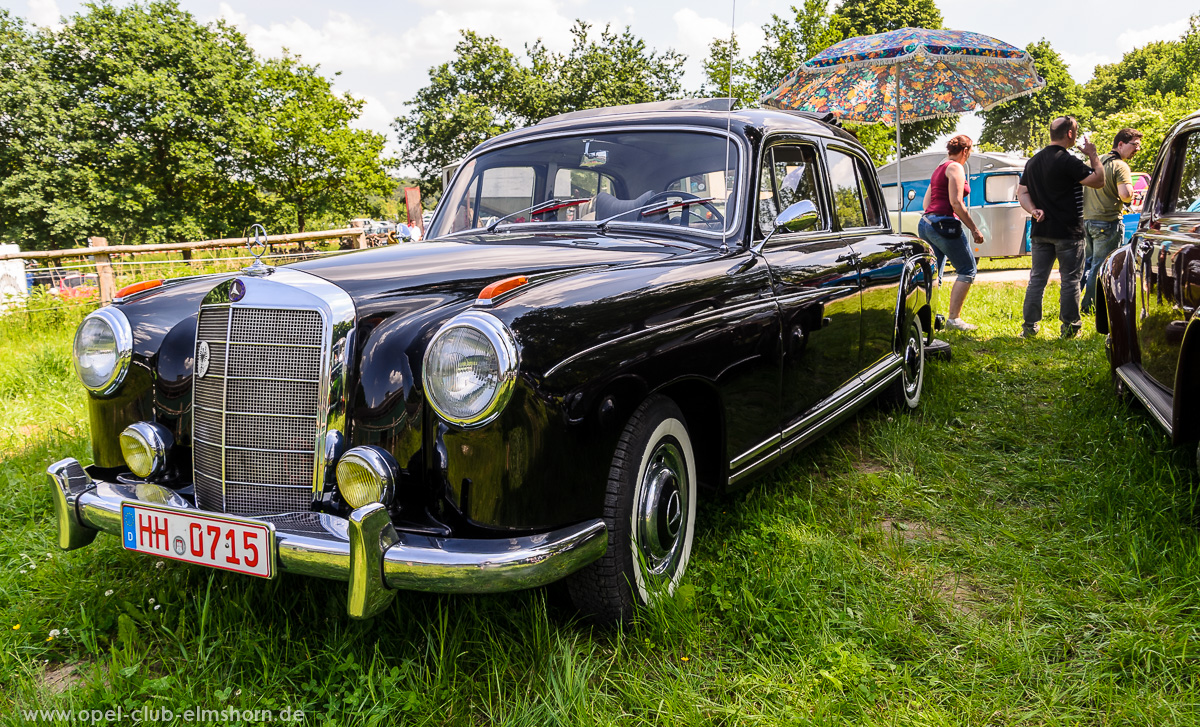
[396, 224, 413, 243]
[774, 200, 820, 233]
[907, 189, 916, 201]
[750, 200, 821, 257]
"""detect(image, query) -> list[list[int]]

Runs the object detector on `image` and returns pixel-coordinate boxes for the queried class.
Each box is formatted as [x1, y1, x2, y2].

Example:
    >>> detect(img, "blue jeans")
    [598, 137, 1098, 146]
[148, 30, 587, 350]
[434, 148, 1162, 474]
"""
[1023, 236, 1085, 335]
[1081, 219, 1124, 313]
[918, 215, 977, 283]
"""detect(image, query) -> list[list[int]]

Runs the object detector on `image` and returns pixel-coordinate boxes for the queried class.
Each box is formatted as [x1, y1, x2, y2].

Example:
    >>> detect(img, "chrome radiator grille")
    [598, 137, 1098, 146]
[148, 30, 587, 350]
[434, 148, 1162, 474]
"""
[193, 306, 326, 516]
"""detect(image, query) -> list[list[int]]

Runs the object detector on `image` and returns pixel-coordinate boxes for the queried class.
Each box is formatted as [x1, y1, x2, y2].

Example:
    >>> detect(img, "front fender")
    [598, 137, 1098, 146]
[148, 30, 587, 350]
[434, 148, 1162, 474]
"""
[1099, 243, 1138, 370]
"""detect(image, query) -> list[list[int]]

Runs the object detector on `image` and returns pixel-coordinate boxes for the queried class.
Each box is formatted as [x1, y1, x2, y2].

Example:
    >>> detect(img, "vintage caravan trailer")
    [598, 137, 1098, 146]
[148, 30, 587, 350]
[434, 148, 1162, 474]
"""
[879, 151, 1032, 260]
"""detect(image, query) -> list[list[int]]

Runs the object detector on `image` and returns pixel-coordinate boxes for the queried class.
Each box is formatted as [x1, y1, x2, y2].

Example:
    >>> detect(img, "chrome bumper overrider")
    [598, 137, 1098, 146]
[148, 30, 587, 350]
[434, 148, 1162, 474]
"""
[48, 458, 607, 619]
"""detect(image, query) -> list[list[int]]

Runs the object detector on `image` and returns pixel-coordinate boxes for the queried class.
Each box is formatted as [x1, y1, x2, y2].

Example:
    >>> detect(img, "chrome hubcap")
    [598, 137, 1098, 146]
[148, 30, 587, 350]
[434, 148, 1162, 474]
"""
[903, 333, 922, 397]
[636, 441, 689, 578]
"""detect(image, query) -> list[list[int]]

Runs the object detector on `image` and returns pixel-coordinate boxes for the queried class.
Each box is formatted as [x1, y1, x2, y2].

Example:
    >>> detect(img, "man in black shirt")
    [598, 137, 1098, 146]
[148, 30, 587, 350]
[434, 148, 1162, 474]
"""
[1017, 116, 1106, 338]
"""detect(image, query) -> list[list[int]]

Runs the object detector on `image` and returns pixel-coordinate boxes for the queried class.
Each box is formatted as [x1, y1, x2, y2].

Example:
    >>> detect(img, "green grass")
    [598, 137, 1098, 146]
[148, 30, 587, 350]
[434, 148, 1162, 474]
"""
[3, 281, 1199, 725]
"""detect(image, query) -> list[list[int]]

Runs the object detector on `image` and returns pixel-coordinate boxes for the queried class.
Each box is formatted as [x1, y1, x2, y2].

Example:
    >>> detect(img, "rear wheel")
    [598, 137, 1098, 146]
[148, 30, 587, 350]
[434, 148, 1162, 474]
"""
[566, 395, 696, 623]
[883, 316, 925, 409]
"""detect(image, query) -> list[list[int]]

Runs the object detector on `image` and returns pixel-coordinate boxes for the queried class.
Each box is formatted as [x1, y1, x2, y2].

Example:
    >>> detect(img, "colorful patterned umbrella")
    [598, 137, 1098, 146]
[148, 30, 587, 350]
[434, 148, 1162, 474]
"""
[761, 28, 1044, 123]
[760, 28, 1045, 198]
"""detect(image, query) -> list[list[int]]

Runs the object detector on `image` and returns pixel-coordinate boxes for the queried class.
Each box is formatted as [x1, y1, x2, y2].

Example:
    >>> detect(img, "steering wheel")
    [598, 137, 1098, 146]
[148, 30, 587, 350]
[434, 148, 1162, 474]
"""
[641, 191, 724, 229]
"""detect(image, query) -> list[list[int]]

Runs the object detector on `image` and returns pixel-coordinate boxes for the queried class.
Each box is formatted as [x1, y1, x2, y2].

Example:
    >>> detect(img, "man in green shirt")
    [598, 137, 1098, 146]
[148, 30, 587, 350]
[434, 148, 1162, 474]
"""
[1081, 127, 1143, 313]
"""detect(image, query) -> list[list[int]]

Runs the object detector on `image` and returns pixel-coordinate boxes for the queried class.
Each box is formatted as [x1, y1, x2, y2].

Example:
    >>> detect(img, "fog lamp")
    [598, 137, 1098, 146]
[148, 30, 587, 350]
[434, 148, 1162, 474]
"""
[119, 422, 174, 479]
[336, 446, 398, 510]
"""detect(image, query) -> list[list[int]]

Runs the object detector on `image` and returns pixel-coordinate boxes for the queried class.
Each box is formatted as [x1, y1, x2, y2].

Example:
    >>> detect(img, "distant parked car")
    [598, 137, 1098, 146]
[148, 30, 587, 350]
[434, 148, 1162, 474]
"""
[1097, 109, 1200, 465]
[50, 273, 99, 300]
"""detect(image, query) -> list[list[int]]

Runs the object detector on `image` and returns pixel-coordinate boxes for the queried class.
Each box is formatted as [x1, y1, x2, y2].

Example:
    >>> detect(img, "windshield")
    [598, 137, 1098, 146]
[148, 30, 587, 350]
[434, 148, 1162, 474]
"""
[428, 130, 740, 240]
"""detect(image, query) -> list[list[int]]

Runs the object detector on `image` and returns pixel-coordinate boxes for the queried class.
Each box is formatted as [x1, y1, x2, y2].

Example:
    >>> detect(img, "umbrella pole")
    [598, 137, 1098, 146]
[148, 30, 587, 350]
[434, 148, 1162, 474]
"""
[895, 72, 902, 222]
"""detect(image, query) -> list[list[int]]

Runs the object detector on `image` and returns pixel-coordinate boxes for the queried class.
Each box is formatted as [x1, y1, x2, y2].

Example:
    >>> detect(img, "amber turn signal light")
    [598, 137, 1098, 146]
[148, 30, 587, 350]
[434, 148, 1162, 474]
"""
[115, 279, 163, 298]
[477, 276, 528, 306]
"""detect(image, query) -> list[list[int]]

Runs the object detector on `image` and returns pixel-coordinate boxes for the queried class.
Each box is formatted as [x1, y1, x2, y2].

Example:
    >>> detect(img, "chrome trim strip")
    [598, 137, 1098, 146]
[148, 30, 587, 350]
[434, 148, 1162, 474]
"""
[546, 298, 778, 378]
[727, 355, 903, 484]
[1116, 364, 1173, 432]
[781, 358, 901, 455]
[47, 460, 609, 609]
[730, 433, 782, 471]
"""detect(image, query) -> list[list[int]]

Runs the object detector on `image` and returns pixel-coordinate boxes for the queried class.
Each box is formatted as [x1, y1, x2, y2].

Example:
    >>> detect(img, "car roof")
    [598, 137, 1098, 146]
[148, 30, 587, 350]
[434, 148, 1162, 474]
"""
[473, 98, 859, 153]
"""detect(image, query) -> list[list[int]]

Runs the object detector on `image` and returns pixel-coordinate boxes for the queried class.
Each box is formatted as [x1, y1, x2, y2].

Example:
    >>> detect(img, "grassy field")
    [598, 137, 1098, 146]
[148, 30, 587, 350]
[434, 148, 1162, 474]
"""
[2, 282, 1199, 726]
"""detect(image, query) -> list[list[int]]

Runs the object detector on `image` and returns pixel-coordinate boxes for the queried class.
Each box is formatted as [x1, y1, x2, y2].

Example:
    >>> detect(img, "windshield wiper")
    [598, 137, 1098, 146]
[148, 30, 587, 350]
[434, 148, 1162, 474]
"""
[597, 197, 717, 234]
[486, 198, 591, 233]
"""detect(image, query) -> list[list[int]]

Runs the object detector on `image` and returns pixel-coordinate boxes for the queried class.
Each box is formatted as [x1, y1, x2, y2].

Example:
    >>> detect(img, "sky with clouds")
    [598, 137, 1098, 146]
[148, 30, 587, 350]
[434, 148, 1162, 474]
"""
[5, 0, 1197, 159]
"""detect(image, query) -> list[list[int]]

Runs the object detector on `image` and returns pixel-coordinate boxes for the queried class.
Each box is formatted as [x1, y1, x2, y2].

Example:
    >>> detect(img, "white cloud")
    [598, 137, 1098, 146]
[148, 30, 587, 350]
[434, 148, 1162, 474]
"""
[1116, 18, 1191, 52]
[1060, 51, 1113, 85]
[26, 0, 61, 28]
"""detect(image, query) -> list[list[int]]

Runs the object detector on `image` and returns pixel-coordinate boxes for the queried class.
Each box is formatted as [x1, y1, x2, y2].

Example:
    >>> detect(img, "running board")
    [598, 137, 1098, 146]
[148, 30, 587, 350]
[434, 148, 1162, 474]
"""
[1116, 363, 1173, 435]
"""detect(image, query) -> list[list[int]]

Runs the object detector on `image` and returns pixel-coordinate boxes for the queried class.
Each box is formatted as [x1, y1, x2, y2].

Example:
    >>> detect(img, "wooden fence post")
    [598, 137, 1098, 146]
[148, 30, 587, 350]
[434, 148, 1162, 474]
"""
[349, 219, 368, 249]
[88, 236, 115, 304]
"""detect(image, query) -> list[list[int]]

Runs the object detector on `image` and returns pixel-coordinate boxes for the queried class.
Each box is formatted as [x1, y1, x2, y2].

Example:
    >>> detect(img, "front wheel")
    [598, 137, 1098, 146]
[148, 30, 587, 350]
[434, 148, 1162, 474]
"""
[566, 395, 697, 623]
[883, 316, 925, 409]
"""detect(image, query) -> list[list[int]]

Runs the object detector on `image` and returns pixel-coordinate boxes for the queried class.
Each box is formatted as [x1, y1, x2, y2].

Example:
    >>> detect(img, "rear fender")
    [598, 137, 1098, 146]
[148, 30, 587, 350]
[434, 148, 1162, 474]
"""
[1100, 244, 1138, 370]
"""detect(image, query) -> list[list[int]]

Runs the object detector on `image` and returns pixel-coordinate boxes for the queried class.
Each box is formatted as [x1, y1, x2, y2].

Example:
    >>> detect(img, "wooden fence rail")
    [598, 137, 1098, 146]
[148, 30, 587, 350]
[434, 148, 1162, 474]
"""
[0, 227, 366, 304]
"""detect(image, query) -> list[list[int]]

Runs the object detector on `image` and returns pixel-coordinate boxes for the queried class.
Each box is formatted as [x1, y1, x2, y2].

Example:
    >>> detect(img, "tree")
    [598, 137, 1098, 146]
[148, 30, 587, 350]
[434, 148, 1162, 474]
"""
[832, 0, 943, 35]
[0, 11, 104, 250]
[247, 56, 394, 232]
[39, 1, 262, 244]
[979, 40, 1086, 155]
[395, 22, 686, 191]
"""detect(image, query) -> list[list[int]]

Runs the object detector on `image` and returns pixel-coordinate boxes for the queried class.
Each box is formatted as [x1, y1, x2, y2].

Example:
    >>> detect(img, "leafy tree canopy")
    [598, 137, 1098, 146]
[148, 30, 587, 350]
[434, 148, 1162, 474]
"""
[979, 39, 1087, 156]
[0, 1, 394, 250]
[248, 56, 394, 232]
[395, 22, 685, 192]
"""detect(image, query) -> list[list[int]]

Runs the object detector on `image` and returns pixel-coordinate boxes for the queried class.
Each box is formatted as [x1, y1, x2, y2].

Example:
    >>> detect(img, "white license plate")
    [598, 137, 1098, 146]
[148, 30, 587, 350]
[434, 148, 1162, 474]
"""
[121, 502, 275, 578]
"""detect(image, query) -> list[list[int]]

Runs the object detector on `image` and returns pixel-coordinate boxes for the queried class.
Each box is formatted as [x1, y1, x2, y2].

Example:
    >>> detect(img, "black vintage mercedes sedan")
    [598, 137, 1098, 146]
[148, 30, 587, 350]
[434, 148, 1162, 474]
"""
[1097, 109, 1200, 466]
[51, 99, 937, 622]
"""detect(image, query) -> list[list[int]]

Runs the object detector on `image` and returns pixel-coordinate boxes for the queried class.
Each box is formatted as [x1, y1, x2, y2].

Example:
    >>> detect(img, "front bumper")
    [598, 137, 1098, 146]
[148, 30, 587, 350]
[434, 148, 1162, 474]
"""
[49, 458, 607, 619]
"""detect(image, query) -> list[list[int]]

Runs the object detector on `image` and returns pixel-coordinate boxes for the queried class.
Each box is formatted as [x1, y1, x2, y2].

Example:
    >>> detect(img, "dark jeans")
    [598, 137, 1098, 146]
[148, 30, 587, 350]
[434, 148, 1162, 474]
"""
[1023, 236, 1085, 335]
[917, 215, 978, 283]
[1081, 219, 1124, 312]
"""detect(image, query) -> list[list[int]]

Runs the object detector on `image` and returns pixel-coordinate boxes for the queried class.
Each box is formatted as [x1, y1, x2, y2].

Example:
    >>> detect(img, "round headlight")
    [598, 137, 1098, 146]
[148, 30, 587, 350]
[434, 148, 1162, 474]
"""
[73, 307, 133, 395]
[336, 446, 398, 510]
[119, 422, 174, 478]
[422, 311, 519, 427]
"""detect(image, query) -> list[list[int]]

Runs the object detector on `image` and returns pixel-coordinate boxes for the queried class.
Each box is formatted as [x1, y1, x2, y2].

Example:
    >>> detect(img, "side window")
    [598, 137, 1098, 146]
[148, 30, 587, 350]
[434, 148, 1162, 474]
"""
[1169, 132, 1200, 214]
[756, 144, 826, 238]
[827, 149, 866, 229]
[985, 174, 1019, 203]
[854, 157, 884, 227]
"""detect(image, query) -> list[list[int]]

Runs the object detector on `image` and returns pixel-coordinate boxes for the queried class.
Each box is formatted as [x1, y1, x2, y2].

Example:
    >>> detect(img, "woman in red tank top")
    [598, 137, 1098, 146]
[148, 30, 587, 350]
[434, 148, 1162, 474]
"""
[917, 135, 985, 331]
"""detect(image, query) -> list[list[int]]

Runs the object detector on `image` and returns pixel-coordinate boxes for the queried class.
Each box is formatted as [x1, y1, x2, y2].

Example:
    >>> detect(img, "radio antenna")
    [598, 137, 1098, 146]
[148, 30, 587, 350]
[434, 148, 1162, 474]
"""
[720, 0, 737, 255]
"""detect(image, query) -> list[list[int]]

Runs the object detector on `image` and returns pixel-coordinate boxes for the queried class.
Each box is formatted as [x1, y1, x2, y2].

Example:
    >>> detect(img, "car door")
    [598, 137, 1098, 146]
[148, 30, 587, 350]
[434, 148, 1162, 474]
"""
[1134, 128, 1200, 393]
[754, 140, 862, 450]
[825, 145, 906, 369]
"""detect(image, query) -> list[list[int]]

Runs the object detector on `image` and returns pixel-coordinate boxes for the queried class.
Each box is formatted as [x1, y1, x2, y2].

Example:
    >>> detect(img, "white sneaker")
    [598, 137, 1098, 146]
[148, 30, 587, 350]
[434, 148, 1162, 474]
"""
[946, 318, 978, 331]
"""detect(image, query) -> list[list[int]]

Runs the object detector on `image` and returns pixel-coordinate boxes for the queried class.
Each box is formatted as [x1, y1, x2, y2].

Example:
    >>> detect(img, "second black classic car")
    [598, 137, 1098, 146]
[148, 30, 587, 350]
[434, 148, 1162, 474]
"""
[1098, 109, 1200, 466]
[51, 99, 937, 622]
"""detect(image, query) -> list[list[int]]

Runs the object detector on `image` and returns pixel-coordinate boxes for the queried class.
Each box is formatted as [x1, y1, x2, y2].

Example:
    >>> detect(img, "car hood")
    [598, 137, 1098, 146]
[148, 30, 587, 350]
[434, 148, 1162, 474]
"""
[288, 232, 684, 317]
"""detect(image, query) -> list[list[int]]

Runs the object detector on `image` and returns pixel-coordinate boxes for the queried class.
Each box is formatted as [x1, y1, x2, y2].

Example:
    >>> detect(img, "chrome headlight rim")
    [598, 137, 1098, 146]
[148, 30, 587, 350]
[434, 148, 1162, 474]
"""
[73, 306, 133, 396]
[336, 445, 398, 510]
[422, 311, 520, 429]
[119, 421, 174, 479]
